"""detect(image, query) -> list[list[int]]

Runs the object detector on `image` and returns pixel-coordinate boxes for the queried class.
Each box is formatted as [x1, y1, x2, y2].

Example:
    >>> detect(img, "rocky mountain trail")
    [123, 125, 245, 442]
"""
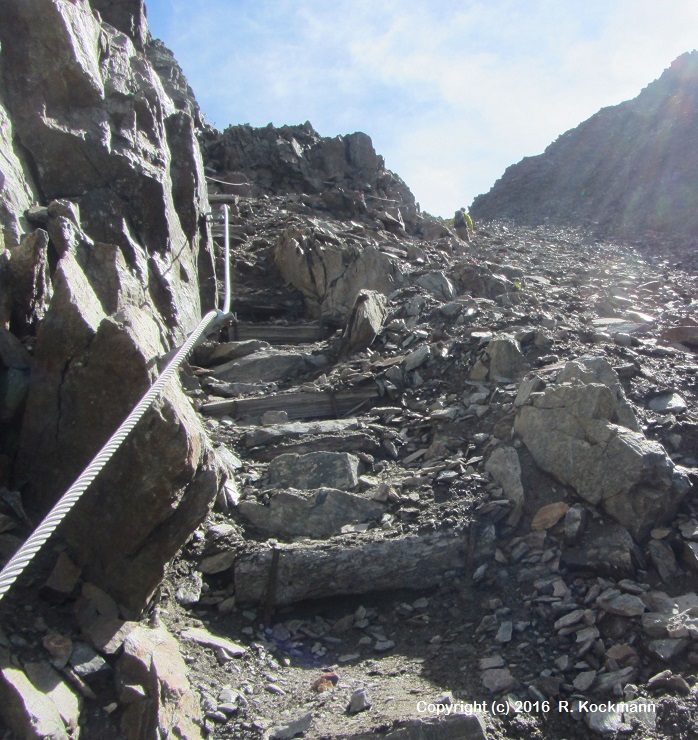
[1, 2, 698, 737]
[7, 195, 698, 737]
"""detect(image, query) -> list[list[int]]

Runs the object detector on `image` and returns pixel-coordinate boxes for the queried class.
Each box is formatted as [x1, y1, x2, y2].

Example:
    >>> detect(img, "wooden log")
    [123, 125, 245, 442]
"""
[250, 432, 381, 462]
[233, 530, 467, 606]
[201, 387, 380, 420]
[224, 322, 332, 344]
[208, 194, 240, 203]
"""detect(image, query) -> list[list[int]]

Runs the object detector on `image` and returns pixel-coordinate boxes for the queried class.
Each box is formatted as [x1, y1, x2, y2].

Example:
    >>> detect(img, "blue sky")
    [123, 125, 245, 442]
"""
[145, 0, 698, 217]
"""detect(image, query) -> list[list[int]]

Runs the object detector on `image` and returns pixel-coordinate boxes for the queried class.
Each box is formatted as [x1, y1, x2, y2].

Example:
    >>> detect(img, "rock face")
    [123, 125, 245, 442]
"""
[0, 0, 221, 610]
[471, 52, 698, 246]
[202, 122, 420, 231]
[514, 366, 691, 541]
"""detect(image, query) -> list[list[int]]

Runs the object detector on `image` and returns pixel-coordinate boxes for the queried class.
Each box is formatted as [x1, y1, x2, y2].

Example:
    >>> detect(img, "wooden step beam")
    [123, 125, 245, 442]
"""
[223, 322, 333, 344]
[201, 387, 380, 420]
[234, 529, 467, 606]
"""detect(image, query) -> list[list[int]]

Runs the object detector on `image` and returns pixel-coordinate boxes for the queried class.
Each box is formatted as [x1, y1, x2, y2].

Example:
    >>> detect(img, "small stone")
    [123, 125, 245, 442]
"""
[199, 551, 236, 575]
[180, 627, 245, 657]
[311, 673, 339, 692]
[554, 609, 585, 631]
[575, 626, 600, 643]
[531, 502, 569, 531]
[41, 552, 82, 600]
[495, 622, 513, 643]
[175, 572, 203, 605]
[374, 639, 395, 653]
[646, 639, 690, 662]
[262, 410, 289, 426]
[596, 590, 646, 617]
[348, 688, 371, 714]
[42, 633, 73, 669]
[573, 670, 596, 691]
[265, 683, 286, 695]
[648, 393, 687, 414]
[70, 643, 109, 677]
[481, 667, 516, 693]
[651, 527, 672, 539]
[586, 708, 625, 735]
[564, 506, 586, 544]
[648, 540, 681, 582]
[269, 711, 314, 740]
[606, 644, 639, 666]
[479, 655, 505, 670]
[271, 624, 291, 642]
[218, 597, 236, 614]
[404, 345, 431, 372]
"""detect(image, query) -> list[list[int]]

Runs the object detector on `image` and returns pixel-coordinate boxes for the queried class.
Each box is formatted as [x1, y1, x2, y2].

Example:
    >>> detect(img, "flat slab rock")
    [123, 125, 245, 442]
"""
[211, 348, 309, 383]
[234, 529, 467, 606]
[268, 451, 361, 490]
[238, 487, 385, 539]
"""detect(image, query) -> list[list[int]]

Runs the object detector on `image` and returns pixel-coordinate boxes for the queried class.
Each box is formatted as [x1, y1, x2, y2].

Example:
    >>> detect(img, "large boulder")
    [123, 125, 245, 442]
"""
[274, 225, 402, 321]
[340, 289, 387, 357]
[556, 356, 639, 431]
[514, 379, 690, 541]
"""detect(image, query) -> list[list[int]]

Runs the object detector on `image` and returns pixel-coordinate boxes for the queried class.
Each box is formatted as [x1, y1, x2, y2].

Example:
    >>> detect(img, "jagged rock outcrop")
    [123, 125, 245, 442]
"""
[0, 0, 222, 610]
[471, 51, 698, 247]
[202, 122, 421, 231]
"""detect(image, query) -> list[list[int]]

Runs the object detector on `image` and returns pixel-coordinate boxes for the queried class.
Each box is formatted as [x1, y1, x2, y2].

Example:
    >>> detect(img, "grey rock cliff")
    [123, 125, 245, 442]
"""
[0, 0, 221, 610]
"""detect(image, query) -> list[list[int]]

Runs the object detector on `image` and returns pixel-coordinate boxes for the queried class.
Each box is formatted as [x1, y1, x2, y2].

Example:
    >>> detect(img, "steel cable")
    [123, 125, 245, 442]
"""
[0, 208, 232, 602]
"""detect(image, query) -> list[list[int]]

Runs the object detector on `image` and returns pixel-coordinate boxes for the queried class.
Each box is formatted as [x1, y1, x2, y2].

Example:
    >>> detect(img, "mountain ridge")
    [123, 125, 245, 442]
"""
[471, 50, 698, 250]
